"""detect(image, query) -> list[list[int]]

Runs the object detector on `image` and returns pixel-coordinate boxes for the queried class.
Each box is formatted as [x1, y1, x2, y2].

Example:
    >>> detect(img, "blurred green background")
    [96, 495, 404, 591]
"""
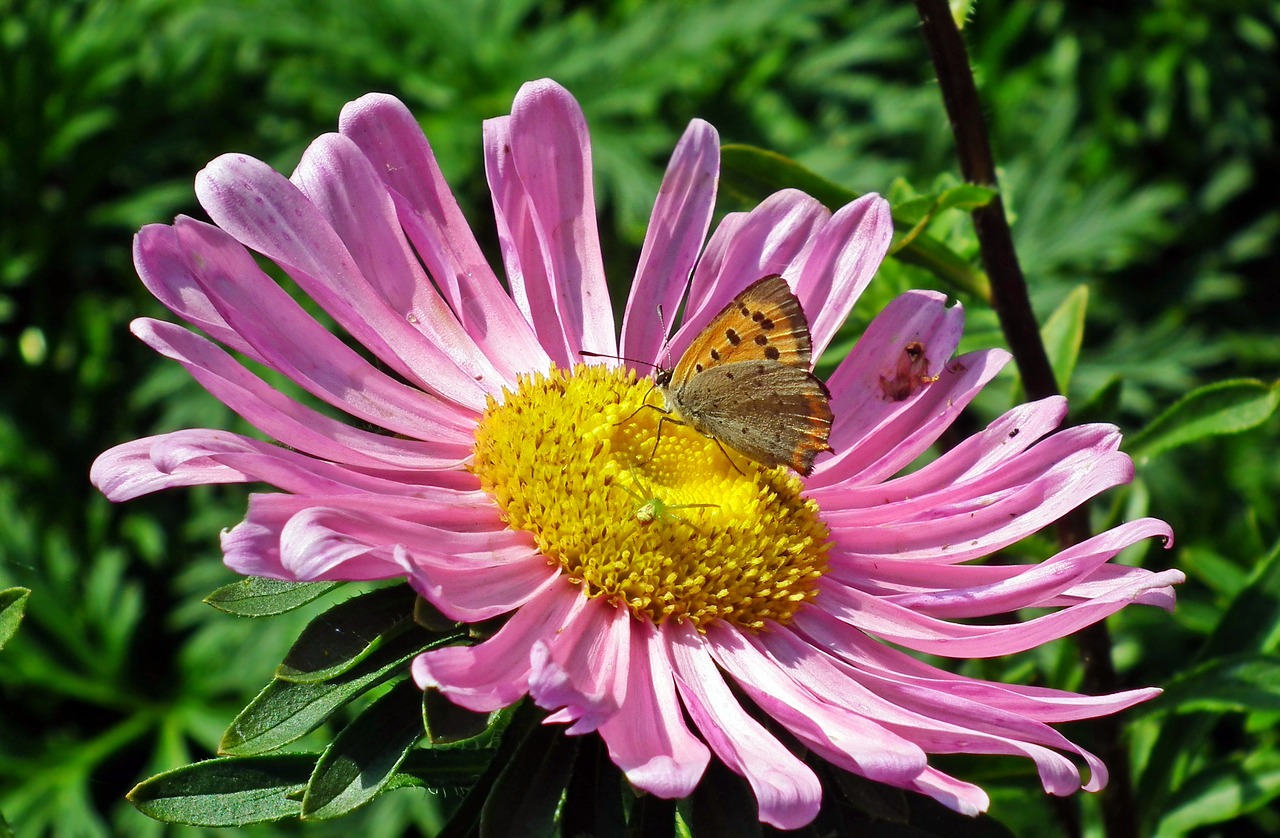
[1, 0, 1277, 835]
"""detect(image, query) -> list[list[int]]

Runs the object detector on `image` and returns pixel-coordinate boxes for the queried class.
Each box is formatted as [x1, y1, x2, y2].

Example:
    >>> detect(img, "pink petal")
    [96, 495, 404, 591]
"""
[827, 444, 1136, 564]
[756, 626, 1095, 796]
[92, 431, 255, 501]
[134, 223, 255, 358]
[664, 622, 821, 830]
[791, 193, 894, 359]
[911, 768, 990, 815]
[338, 93, 548, 381]
[196, 153, 489, 412]
[813, 396, 1069, 510]
[100, 429, 466, 503]
[706, 624, 928, 785]
[619, 119, 719, 369]
[808, 290, 972, 486]
[132, 318, 469, 471]
[881, 519, 1175, 616]
[413, 583, 582, 712]
[291, 133, 505, 397]
[598, 619, 710, 799]
[816, 567, 1186, 658]
[486, 115, 575, 366]
[530, 596, 632, 734]
[668, 190, 829, 364]
[277, 505, 533, 580]
[795, 605, 1162, 723]
[494, 79, 616, 363]
[811, 349, 1008, 489]
[171, 217, 476, 444]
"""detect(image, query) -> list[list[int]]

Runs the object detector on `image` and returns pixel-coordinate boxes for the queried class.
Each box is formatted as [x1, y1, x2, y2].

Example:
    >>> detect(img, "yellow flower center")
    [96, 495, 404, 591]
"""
[470, 364, 831, 631]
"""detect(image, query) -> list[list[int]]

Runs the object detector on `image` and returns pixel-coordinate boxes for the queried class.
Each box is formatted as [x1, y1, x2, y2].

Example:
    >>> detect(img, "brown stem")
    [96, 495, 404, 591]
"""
[912, 3, 1134, 836]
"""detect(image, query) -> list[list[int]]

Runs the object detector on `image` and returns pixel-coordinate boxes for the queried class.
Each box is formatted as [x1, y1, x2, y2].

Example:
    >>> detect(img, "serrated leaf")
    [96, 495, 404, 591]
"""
[277, 584, 420, 683]
[719, 144, 990, 300]
[481, 717, 579, 838]
[1126, 378, 1280, 462]
[301, 679, 425, 819]
[1155, 752, 1280, 835]
[205, 576, 341, 617]
[1040, 285, 1088, 394]
[221, 627, 460, 756]
[0, 587, 31, 649]
[127, 755, 316, 827]
[1158, 654, 1280, 714]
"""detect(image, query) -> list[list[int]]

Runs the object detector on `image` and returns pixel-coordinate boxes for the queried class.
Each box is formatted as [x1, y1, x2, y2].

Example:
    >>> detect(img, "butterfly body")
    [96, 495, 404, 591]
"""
[655, 275, 833, 476]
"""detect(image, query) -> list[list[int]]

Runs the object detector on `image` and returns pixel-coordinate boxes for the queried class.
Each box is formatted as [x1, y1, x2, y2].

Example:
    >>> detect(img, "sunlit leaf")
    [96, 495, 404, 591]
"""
[1040, 285, 1088, 394]
[1155, 753, 1280, 835]
[1126, 379, 1280, 462]
[127, 755, 316, 826]
[205, 577, 342, 617]
[0, 588, 30, 650]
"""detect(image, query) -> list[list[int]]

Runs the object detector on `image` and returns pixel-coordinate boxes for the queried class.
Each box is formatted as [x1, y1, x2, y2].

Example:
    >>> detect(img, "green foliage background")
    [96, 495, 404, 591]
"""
[1, 0, 1277, 835]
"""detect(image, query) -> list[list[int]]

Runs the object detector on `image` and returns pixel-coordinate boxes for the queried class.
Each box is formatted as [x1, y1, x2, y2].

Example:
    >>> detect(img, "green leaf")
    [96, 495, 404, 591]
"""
[481, 715, 580, 838]
[1200, 539, 1280, 660]
[205, 576, 341, 617]
[934, 183, 998, 213]
[1040, 285, 1088, 394]
[436, 700, 541, 838]
[1158, 653, 1280, 714]
[562, 736, 625, 838]
[277, 584, 420, 683]
[393, 748, 496, 794]
[127, 755, 316, 826]
[1155, 752, 1280, 835]
[688, 760, 762, 837]
[0, 587, 31, 650]
[424, 687, 495, 745]
[301, 679, 425, 819]
[719, 144, 991, 300]
[220, 626, 460, 756]
[1126, 378, 1280, 462]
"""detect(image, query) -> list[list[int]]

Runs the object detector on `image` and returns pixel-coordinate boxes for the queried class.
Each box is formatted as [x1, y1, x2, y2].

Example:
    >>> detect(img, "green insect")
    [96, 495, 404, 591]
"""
[616, 472, 718, 529]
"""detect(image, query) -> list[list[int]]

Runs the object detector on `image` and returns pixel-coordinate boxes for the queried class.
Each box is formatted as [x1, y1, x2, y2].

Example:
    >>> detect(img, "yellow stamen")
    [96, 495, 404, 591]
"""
[470, 364, 830, 630]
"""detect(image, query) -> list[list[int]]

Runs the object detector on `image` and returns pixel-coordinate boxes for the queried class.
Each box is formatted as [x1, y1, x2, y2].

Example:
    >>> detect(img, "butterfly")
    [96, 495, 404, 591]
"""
[654, 274, 833, 476]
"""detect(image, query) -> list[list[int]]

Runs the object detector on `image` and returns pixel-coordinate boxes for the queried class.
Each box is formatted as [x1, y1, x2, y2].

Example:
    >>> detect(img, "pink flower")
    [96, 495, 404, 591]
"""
[92, 79, 1183, 829]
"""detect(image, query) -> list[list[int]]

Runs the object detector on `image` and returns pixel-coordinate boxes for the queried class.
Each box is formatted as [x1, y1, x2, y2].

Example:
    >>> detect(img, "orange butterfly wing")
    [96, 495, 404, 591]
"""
[668, 275, 814, 388]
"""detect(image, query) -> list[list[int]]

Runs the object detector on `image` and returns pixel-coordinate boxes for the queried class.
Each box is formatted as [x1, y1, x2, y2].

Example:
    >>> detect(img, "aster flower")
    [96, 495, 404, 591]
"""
[92, 79, 1183, 829]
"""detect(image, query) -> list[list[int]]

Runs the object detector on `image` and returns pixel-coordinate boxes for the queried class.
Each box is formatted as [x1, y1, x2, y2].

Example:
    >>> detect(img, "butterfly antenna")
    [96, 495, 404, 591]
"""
[579, 350, 658, 369]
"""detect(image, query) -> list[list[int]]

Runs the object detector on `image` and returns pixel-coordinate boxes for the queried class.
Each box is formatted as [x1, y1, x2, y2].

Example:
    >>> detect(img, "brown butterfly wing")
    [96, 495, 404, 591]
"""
[669, 360, 833, 475]
[668, 275, 814, 388]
